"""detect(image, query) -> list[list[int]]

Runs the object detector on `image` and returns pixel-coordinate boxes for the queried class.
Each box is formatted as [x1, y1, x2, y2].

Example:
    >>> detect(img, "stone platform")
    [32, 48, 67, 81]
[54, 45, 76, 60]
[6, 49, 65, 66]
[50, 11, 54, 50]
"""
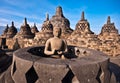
[11, 46, 113, 83]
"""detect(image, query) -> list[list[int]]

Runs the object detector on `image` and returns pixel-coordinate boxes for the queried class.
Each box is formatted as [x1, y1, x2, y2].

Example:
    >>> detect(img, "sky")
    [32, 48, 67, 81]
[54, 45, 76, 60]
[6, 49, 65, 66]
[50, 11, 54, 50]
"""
[0, 0, 120, 34]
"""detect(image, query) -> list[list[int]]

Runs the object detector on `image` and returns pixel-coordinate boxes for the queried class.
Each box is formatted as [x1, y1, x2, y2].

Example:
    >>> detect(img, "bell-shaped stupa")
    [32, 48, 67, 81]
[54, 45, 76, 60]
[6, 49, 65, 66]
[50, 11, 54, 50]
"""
[50, 6, 73, 39]
[14, 18, 34, 39]
[34, 13, 53, 44]
[6, 21, 17, 38]
[1, 24, 9, 38]
[31, 23, 39, 34]
[68, 11, 101, 49]
[99, 16, 119, 41]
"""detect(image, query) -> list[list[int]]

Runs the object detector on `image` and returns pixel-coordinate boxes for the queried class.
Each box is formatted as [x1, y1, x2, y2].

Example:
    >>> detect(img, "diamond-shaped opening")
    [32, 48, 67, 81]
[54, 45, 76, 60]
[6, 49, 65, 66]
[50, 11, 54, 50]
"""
[25, 66, 38, 83]
[62, 69, 75, 83]
[96, 67, 102, 83]
[12, 61, 16, 75]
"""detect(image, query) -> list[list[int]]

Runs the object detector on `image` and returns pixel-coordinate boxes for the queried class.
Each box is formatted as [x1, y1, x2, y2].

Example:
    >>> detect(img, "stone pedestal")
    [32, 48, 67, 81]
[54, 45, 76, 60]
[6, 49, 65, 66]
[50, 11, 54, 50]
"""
[11, 46, 113, 83]
[109, 56, 120, 82]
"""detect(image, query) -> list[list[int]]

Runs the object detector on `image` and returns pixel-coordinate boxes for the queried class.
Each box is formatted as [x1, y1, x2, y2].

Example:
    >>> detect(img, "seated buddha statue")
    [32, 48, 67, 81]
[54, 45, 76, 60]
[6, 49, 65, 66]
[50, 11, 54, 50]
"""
[44, 27, 67, 59]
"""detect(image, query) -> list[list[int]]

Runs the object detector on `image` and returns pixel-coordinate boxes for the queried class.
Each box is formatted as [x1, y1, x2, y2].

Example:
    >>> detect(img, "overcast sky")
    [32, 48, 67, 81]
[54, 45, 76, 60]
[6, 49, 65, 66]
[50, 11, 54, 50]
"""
[0, 0, 120, 34]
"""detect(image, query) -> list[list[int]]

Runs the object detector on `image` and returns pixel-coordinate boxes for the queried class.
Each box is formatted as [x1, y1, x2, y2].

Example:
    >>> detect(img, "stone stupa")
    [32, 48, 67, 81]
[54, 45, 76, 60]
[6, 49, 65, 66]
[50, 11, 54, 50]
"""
[14, 18, 34, 39]
[1, 24, 9, 38]
[34, 14, 53, 44]
[68, 11, 101, 49]
[31, 23, 39, 34]
[98, 16, 119, 41]
[50, 6, 73, 39]
[74, 11, 94, 34]
[6, 21, 17, 38]
[98, 16, 120, 56]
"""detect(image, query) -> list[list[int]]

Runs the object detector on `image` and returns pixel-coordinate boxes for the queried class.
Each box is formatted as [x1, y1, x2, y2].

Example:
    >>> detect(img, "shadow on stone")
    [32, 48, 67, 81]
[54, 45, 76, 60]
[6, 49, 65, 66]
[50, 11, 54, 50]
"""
[25, 66, 38, 83]
[27, 46, 45, 57]
[62, 69, 74, 83]
[65, 46, 78, 59]
[96, 67, 102, 83]
[0, 54, 12, 73]
[109, 62, 120, 82]
[12, 61, 16, 75]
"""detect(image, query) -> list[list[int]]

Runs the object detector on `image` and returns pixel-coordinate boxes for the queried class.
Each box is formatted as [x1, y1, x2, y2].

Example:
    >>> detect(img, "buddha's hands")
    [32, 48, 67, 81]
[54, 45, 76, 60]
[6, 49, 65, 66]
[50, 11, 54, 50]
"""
[57, 51, 63, 55]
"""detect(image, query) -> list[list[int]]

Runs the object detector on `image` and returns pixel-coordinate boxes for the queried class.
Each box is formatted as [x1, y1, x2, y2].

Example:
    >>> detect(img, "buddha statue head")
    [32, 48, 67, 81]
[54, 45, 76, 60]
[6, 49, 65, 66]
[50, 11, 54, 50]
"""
[53, 27, 62, 38]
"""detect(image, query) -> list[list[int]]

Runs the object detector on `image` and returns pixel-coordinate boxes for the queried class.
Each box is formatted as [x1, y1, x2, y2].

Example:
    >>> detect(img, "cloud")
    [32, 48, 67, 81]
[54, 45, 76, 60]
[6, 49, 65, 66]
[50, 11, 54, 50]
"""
[0, 9, 42, 20]
[0, 18, 23, 28]
[0, 18, 10, 26]
[4, 0, 19, 6]
[4, 0, 35, 9]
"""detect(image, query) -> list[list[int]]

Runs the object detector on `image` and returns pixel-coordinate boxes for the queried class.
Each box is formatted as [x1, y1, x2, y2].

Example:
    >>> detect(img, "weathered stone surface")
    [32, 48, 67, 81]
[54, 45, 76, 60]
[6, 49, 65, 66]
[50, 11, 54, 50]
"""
[50, 6, 73, 39]
[5, 66, 14, 83]
[34, 14, 53, 45]
[14, 18, 34, 39]
[98, 59, 110, 83]
[98, 16, 120, 57]
[0, 66, 14, 83]
[31, 23, 39, 34]
[0, 53, 12, 74]
[75, 11, 93, 34]
[109, 56, 120, 83]
[70, 63, 100, 83]
[12, 38, 20, 50]
[1, 24, 9, 38]
[110, 73, 116, 83]
[34, 59, 69, 83]
[67, 11, 101, 50]
[6, 22, 17, 38]
[0, 50, 13, 83]
[6, 38, 18, 49]
[11, 46, 112, 83]
[99, 16, 119, 40]
[11, 48, 34, 83]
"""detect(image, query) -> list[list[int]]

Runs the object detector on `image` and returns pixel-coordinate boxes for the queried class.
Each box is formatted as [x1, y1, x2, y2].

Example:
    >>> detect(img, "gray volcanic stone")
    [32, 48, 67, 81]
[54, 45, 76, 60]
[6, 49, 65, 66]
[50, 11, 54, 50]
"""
[109, 56, 120, 83]
[11, 49, 33, 83]
[0, 50, 13, 83]
[34, 59, 69, 83]
[11, 46, 114, 83]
